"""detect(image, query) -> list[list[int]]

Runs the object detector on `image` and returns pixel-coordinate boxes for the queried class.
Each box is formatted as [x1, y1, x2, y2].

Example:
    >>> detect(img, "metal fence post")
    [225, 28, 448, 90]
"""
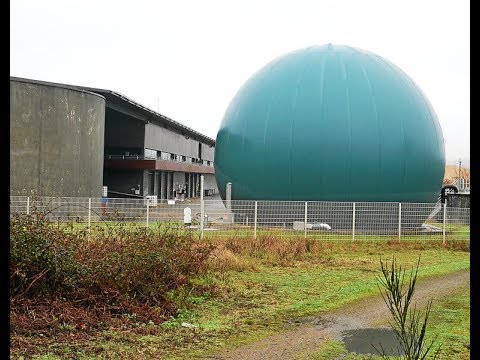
[352, 202, 356, 241]
[254, 201, 257, 239]
[146, 199, 149, 229]
[304, 201, 308, 238]
[200, 175, 204, 239]
[442, 202, 447, 244]
[226, 182, 232, 217]
[26, 196, 30, 215]
[398, 202, 402, 241]
[88, 198, 92, 228]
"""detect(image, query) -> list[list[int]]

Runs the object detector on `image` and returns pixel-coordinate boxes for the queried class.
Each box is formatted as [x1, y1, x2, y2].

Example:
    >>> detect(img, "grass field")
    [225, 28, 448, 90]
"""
[56, 219, 470, 242]
[11, 232, 470, 360]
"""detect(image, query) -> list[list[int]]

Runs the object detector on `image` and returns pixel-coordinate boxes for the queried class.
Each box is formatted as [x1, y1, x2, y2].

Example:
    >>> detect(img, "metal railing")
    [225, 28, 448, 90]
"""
[104, 154, 214, 166]
[10, 196, 469, 242]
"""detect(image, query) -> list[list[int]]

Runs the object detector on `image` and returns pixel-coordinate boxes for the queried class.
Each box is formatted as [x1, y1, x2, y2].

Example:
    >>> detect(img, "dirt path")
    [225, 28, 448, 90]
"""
[205, 269, 470, 360]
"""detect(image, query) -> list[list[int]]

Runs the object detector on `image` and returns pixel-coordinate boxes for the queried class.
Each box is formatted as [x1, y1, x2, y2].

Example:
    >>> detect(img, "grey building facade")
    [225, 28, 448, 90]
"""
[10, 77, 218, 199]
[10, 78, 106, 197]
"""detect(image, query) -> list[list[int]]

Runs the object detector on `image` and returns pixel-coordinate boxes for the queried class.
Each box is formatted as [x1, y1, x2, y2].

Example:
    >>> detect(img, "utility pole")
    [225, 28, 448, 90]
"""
[458, 158, 462, 180]
[458, 158, 462, 190]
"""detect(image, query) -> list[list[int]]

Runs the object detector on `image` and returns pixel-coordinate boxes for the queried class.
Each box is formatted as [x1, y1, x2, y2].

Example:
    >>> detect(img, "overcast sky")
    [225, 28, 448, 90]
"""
[10, 0, 469, 167]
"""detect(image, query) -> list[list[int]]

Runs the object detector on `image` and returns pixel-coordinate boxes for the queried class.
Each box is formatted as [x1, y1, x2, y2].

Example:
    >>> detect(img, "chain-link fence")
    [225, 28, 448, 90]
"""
[10, 196, 470, 241]
[10, 195, 469, 242]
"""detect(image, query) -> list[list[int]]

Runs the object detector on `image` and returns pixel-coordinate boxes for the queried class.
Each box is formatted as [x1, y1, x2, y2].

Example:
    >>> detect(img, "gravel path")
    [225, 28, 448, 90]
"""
[205, 269, 470, 359]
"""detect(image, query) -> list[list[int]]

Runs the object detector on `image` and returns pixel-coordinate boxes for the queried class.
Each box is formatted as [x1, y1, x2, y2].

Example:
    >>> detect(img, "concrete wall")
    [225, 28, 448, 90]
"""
[10, 79, 105, 197]
[203, 174, 218, 192]
[144, 122, 215, 161]
[202, 145, 215, 161]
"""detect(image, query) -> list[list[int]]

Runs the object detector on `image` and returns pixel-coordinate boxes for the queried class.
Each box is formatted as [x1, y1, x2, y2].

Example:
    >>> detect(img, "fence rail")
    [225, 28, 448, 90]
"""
[9, 196, 470, 242]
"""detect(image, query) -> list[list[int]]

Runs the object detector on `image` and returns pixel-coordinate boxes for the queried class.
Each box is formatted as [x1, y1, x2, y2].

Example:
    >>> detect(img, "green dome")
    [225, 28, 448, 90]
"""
[214, 44, 445, 202]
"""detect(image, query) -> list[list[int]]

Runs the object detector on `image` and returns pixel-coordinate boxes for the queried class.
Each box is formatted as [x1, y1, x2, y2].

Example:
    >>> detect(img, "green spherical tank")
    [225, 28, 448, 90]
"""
[215, 44, 445, 203]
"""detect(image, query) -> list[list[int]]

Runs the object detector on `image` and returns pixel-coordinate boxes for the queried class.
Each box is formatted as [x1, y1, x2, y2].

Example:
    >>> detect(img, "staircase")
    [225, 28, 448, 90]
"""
[427, 199, 442, 221]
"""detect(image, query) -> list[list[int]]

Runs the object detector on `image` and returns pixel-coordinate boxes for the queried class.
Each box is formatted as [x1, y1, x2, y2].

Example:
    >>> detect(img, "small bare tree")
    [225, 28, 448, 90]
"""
[375, 255, 441, 359]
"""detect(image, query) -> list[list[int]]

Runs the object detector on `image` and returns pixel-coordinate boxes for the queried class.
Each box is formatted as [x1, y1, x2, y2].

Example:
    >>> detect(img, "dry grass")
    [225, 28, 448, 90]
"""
[10, 210, 217, 352]
[9, 210, 469, 359]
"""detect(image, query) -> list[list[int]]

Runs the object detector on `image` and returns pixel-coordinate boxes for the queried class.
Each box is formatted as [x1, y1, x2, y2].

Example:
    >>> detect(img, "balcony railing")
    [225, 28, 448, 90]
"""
[104, 154, 214, 167]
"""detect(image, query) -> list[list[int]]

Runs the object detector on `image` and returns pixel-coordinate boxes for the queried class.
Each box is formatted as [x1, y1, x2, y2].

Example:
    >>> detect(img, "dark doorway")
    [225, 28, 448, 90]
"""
[169, 172, 174, 199]
[148, 171, 154, 195]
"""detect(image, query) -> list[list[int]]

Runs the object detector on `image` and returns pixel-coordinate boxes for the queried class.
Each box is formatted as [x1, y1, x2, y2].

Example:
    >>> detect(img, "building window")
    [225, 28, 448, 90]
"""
[144, 148, 157, 159]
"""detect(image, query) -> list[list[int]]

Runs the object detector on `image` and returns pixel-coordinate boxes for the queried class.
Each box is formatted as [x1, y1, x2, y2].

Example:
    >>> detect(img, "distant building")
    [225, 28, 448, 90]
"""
[443, 165, 470, 194]
[10, 76, 217, 199]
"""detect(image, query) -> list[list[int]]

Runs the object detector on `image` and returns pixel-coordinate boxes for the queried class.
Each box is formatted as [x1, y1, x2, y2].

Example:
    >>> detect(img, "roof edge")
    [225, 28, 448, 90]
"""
[81, 86, 216, 145]
[10, 76, 107, 101]
[10, 76, 215, 146]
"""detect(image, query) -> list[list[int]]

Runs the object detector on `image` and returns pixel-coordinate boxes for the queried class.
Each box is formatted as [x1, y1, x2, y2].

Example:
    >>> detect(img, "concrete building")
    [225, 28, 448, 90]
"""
[84, 85, 217, 200]
[10, 77, 106, 197]
[10, 77, 217, 199]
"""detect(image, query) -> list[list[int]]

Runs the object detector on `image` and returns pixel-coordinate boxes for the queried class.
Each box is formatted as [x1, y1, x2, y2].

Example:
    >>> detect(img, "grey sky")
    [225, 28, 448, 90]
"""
[10, 0, 469, 167]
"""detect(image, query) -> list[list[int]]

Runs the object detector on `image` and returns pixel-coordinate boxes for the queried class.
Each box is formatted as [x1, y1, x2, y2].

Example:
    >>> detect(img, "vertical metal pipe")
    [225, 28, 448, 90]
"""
[442, 202, 447, 244]
[26, 196, 30, 215]
[398, 202, 402, 241]
[88, 198, 92, 228]
[304, 201, 308, 239]
[352, 202, 356, 241]
[146, 198, 149, 229]
[226, 182, 232, 218]
[254, 201, 258, 239]
[87, 198, 92, 240]
[200, 175, 204, 239]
